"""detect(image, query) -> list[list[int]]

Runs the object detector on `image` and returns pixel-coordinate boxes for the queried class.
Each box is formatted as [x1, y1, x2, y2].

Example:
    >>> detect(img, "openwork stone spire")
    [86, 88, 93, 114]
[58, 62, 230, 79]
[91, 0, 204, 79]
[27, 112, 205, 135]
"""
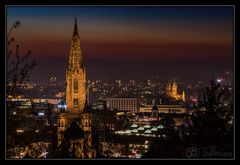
[73, 17, 79, 37]
[66, 18, 86, 114]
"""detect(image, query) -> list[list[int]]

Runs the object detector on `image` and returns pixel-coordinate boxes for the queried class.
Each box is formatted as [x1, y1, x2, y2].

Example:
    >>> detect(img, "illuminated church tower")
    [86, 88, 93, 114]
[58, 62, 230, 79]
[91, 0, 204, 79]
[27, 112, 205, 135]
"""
[57, 101, 68, 147]
[182, 90, 186, 102]
[166, 77, 186, 102]
[57, 18, 96, 158]
[171, 77, 178, 97]
[66, 18, 86, 115]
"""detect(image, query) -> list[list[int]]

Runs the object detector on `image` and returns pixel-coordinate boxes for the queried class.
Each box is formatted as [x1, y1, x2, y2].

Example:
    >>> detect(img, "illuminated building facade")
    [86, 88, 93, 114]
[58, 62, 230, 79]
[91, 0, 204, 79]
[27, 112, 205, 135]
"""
[58, 102, 96, 158]
[139, 104, 187, 114]
[107, 98, 139, 113]
[57, 105, 68, 147]
[57, 18, 96, 158]
[66, 18, 86, 115]
[166, 77, 186, 101]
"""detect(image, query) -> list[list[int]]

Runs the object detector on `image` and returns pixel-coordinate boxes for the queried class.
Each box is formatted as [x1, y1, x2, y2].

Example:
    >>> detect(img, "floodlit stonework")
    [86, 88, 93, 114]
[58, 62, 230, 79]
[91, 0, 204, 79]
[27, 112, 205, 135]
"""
[56, 18, 96, 158]
[166, 77, 185, 101]
[66, 18, 86, 115]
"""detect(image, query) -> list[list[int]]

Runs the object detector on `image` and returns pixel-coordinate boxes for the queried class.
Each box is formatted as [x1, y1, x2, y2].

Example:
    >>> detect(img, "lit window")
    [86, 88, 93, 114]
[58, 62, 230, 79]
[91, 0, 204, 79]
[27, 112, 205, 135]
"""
[74, 78, 78, 93]
[74, 98, 78, 105]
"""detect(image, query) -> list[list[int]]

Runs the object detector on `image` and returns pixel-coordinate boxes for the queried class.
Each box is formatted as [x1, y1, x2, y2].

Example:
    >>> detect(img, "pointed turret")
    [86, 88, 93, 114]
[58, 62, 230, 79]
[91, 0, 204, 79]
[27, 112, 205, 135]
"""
[173, 77, 177, 88]
[172, 77, 177, 97]
[83, 98, 89, 114]
[173, 77, 176, 84]
[73, 17, 79, 37]
[166, 79, 172, 96]
[182, 90, 186, 102]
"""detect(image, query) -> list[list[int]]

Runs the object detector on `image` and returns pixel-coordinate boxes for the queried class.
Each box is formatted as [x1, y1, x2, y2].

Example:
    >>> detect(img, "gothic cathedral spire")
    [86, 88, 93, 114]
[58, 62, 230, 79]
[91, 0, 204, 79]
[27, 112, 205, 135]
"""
[73, 17, 79, 37]
[66, 18, 86, 115]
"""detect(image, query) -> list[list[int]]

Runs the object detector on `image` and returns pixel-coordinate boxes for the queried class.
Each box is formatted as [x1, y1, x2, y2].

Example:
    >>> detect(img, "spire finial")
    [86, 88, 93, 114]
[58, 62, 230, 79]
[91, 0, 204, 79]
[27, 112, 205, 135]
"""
[173, 77, 176, 84]
[73, 17, 79, 37]
[83, 99, 89, 113]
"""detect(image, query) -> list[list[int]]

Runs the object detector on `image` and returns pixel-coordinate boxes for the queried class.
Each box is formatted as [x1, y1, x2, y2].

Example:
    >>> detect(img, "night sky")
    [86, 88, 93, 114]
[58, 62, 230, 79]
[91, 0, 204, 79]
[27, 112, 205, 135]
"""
[7, 6, 234, 83]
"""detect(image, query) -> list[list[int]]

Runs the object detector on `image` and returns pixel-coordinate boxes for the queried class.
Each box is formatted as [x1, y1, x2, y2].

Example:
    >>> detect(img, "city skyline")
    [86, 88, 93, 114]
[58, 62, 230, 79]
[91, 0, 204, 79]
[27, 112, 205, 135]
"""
[7, 6, 234, 83]
[6, 6, 234, 159]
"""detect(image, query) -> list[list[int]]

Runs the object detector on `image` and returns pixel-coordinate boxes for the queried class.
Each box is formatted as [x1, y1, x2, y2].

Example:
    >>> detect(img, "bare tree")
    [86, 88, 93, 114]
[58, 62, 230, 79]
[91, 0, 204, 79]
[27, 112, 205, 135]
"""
[7, 21, 36, 98]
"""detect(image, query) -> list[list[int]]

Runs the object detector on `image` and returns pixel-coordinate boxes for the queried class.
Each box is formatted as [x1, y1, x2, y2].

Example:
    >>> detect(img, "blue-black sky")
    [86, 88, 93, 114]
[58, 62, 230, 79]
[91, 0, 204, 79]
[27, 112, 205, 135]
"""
[6, 6, 234, 83]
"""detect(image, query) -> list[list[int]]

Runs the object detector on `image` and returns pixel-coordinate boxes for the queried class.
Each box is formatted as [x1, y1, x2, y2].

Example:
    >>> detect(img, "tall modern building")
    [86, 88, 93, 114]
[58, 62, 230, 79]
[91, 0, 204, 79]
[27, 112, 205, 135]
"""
[66, 18, 86, 114]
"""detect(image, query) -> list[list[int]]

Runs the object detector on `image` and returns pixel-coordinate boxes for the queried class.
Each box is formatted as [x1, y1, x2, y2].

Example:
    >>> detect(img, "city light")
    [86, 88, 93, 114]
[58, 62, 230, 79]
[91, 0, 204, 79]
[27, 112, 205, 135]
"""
[217, 78, 223, 83]
[16, 129, 24, 133]
[6, 6, 233, 159]
[38, 112, 44, 116]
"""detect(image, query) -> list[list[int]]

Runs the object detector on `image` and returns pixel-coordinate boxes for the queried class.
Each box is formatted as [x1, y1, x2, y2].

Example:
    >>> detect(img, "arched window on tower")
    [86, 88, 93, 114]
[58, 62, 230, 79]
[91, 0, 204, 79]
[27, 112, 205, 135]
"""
[74, 78, 78, 93]
[61, 119, 64, 127]
[84, 120, 89, 127]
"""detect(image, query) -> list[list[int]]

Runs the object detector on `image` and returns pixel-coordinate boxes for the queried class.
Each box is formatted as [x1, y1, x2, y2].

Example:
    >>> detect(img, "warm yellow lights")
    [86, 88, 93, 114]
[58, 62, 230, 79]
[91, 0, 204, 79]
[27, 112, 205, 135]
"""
[16, 129, 24, 133]
[166, 78, 186, 101]
[8, 95, 13, 99]
[57, 18, 96, 158]
[66, 19, 86, 114]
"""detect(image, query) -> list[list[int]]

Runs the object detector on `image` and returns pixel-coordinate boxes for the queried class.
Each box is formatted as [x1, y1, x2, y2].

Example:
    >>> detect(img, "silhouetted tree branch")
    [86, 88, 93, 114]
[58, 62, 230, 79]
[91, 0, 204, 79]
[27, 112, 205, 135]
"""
[7, 21, 36, 98]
